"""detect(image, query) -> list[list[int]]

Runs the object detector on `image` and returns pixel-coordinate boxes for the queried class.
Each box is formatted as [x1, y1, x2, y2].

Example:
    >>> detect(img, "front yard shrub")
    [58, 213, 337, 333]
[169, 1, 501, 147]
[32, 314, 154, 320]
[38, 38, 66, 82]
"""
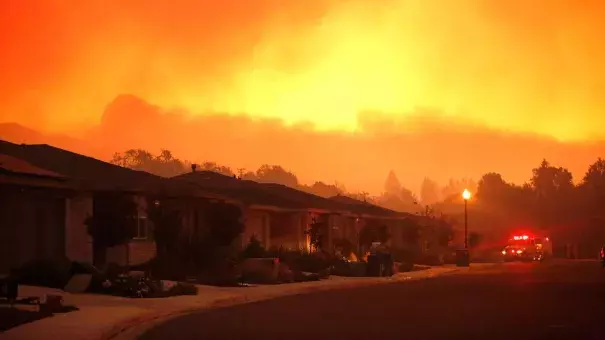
[11, 258, 73, 289]
[130, 256, 190, 281]
[240, 235, 266, 259]
[287, 250, 333, 273]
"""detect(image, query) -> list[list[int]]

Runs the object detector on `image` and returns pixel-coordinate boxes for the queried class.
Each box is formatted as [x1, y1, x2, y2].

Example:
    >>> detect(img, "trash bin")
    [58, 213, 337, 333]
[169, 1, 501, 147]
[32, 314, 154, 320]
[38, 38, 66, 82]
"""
[366, 254, 381, 276]
[382, 253, 394, 276]
[456, 249, 470, 267]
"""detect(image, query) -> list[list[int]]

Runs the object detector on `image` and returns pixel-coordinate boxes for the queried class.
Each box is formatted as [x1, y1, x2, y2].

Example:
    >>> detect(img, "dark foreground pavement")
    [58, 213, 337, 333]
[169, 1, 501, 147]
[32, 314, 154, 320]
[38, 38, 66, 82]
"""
[140, 261, 605, 340]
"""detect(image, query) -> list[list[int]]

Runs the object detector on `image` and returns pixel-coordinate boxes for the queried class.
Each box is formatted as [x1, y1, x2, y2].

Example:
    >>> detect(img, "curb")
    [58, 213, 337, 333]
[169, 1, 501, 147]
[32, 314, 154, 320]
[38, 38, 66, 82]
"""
[102, 267, 467, 340]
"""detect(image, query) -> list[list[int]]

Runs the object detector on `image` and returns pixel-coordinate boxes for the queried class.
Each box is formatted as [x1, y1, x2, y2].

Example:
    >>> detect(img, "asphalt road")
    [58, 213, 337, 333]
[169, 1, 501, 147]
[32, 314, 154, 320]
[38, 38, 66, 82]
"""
[140, 261, 605, 340]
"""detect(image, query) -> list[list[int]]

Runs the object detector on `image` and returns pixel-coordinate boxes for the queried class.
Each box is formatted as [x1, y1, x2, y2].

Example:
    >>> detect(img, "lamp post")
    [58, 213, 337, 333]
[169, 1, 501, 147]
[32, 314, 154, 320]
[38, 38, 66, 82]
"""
[462, 189, 471, 250]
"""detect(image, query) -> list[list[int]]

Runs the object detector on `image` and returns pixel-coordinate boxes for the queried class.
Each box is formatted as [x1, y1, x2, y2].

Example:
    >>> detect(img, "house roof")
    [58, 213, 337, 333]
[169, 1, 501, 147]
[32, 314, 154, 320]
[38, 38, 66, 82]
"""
[0, 173, 71, 189]
[0, 154, 65, 179]
[173, 171, 308, 209]
[0, 140, 221, 198]
[328, 195, 410, 218]
[174, 171, 407, 218]
[259, 182, 349, 211]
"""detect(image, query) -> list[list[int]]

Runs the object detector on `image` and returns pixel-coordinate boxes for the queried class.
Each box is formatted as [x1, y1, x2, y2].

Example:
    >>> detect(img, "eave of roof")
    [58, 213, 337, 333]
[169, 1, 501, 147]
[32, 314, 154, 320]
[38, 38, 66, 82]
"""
[0, 140, 227, 199]
[0, 154, 66, 179]
[0, 173, 72, 189]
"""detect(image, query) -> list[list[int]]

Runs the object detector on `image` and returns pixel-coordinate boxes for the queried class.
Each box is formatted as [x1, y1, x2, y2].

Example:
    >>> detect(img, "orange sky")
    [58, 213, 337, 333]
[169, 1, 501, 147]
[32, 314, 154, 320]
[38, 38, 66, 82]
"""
[1, 0, 605, 194]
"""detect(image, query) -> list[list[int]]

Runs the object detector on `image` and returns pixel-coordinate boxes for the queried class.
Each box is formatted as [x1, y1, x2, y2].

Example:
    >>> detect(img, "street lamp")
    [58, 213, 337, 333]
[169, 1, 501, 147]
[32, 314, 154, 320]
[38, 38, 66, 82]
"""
[462, 189, 471, 249]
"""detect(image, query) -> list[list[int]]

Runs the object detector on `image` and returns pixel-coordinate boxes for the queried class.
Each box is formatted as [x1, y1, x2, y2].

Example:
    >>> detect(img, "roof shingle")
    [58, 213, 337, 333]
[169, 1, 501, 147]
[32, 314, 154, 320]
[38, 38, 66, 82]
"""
[0, 154, 64, 179]
[174, 171, 405, 217]
[0, 140, 218, 198]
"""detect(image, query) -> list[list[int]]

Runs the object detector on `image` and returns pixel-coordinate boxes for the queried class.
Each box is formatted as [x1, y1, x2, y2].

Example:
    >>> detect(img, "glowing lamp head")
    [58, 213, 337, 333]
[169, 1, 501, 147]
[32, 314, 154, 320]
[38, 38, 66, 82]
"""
[462, 189, 471, 200]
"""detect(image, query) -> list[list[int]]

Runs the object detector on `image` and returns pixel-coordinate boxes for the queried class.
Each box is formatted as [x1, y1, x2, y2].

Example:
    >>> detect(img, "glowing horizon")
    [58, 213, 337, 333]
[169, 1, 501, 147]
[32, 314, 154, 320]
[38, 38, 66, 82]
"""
[1, 0, 604, 141]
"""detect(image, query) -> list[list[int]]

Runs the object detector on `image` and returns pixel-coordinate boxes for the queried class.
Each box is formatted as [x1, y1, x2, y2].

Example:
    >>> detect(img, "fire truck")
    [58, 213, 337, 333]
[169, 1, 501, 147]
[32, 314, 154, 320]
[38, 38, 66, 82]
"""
[501, 233, 552, 262]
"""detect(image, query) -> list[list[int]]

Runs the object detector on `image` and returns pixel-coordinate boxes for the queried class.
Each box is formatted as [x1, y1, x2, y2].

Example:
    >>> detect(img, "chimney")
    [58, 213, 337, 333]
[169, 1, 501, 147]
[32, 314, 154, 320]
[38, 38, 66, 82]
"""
[191, 164, 198, 172]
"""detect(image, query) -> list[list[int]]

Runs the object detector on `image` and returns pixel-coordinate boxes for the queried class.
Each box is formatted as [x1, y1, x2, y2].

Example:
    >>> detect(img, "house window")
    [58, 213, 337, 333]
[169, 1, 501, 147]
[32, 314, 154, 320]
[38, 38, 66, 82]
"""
[134, 216, 149, 240]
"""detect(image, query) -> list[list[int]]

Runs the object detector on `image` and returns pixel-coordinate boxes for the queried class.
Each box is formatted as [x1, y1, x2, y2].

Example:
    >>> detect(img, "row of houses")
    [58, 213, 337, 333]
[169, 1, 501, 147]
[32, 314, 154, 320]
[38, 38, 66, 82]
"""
[0, 139, 437, 274]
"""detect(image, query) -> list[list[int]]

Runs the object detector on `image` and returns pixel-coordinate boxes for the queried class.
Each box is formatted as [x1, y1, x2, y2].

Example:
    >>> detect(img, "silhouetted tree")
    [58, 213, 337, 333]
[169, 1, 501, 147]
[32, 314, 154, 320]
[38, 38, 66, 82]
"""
[476, 172, 511, 205]
[468, 232, 482, 249]
[85, 194, 139, 266]
[576, 158, 605, 249]
[200, 161, 234, 176]
[111, 149, 186, 177]
[256, 164, 299, 187]
[384, 170, 402, 196]
[434, 218, 455, 247]
[420, 177, 440, 205]
[580, 158, 605, 207]
[308, 181, 344, 198]
[241, 235, 266, 259]
[305, 218, 326, 251]
[399, 187, 417, 205]
[111, 149, 236, 178]
[530, 159, 574, 198]
[530, 159, 574, 229]
[146, 197, 183, 260]
[442, 177, 477, 199]
[204, 202, 245, 246]
[241, 170, 258, 181]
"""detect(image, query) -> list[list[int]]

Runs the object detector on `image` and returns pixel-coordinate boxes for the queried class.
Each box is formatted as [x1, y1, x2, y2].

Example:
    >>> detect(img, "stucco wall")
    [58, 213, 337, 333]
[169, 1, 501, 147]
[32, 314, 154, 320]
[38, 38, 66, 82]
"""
[0, 187, 66, 273]
[330, 215, 358, 243]
[128, 241, 156, 265]
[105, 241, 155, 266]
[106, 244, 128, 265]
[269, 212, 307, 250]
[0, 188, 38, 273]
[242, 209, 270, 248]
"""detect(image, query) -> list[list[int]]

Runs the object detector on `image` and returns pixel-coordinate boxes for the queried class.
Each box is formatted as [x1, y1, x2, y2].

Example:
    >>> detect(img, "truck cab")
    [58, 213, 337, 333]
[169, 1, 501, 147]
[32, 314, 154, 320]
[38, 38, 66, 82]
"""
[501, 234, 551, 262]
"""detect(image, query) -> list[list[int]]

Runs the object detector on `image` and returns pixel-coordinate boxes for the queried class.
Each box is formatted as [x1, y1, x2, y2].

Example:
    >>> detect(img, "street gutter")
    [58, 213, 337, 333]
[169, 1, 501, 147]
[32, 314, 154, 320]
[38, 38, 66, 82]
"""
[104, 265, 495, 340]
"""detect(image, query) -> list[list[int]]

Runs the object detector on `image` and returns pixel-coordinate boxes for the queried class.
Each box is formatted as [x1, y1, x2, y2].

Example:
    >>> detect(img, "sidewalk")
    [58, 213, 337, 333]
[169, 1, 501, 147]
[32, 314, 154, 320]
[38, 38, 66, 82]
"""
[0, 264, 496, 340]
